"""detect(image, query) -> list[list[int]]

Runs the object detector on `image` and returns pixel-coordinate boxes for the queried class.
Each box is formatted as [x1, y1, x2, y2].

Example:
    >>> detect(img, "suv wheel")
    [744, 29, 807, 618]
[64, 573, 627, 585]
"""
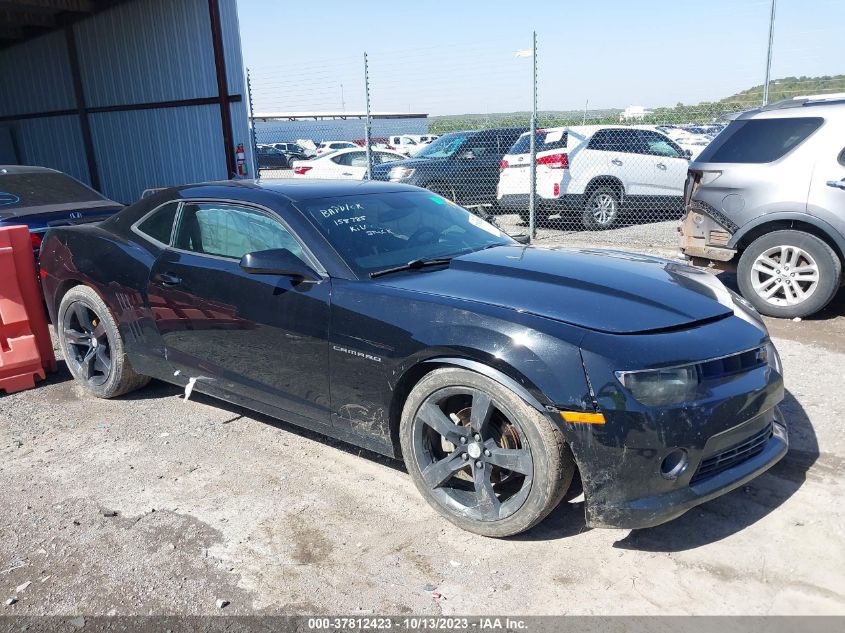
[400, 368, 574, 537]
[582, 186, 620, 230]
[737, 230, 842, 318]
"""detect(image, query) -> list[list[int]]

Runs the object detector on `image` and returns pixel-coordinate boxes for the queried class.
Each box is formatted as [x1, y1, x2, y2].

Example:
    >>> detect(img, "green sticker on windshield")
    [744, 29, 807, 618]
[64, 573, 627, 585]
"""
[430, 196, 446, 205]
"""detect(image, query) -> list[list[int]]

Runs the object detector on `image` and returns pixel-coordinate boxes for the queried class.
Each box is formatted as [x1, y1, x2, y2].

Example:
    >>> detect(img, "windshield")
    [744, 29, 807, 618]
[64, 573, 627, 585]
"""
[0, 171, 106, 209]
[299, 191, 513, 277]
[415, 134, 468, 158]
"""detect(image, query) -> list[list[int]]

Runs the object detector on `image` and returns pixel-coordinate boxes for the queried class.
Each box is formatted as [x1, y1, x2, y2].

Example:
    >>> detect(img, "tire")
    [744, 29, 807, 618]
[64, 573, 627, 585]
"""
[737, 230, 842, 318]
[399, 367, 574, 537]
[57, 285, 150, 398]
[582, 186, 621, 230]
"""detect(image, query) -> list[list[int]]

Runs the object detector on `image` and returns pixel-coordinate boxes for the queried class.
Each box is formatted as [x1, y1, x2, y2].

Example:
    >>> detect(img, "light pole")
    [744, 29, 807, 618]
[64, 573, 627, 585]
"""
[516, 34, 537, 242]
[763, 0, 777, 105]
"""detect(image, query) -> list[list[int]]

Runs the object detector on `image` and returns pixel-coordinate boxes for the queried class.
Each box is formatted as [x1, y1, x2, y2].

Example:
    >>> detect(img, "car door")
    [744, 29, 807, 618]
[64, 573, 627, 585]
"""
[584, 129, 651, 196]
[637, 130, 688, 197]
[451, 133, 510, 203]
[146, 200, 332, 426]
[808, 141, 845, 228]
[327, 151, 367, 179]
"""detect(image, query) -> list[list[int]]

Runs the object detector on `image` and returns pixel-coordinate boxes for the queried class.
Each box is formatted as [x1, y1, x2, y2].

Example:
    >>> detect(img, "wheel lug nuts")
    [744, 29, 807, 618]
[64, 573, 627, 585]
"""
[473, 434, 481, 441]
[484, 449, 491, 457]
[462, 453, 468, 461]
[475, 461, 483, 469]
[459, 437, 467, 444]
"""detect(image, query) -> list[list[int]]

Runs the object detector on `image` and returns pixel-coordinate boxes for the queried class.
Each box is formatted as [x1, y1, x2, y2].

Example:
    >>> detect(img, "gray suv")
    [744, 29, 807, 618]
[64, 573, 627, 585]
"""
[679, 95, 845, 318]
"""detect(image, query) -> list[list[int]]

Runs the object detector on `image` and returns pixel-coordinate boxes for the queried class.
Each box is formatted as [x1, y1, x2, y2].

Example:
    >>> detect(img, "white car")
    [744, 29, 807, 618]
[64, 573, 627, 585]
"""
[315, 141, 358, 155]
[291, 147, 406, 180]
[497, 125, 691, 229]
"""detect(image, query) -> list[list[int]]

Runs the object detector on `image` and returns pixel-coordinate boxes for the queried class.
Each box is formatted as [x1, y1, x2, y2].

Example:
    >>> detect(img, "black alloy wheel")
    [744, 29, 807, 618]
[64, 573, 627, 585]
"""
[62, 301, 112, 386]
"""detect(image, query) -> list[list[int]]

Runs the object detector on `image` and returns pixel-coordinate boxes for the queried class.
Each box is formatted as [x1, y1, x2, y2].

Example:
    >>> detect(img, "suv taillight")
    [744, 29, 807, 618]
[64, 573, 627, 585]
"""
[499, 159, 509, 172]
[30, 232, 42, 250]
[293, 166, 312, 175]
[537, 153, 568, 169]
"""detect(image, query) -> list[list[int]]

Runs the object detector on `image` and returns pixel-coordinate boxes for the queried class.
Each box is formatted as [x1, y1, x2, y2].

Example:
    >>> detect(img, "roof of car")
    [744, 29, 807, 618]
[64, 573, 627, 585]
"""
[176, 178, 423, 203]
[734, 96, 845, 120]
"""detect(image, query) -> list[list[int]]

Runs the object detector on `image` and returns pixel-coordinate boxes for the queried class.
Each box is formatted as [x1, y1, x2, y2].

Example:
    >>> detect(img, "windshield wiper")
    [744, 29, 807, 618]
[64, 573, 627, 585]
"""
[369, 257, 453, 279]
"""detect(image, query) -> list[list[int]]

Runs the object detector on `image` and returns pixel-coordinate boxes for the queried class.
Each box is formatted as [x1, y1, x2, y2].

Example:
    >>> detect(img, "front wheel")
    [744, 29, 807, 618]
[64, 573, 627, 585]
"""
[400, 368, 574, 537]
[57, 285, 150, 398]
[737, 230, 841, 318]
[582, 186, 621, 230]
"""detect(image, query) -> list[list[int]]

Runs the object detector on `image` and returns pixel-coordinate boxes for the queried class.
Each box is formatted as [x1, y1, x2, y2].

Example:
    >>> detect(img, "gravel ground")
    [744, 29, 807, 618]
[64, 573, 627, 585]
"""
[1, 270, 844, 616]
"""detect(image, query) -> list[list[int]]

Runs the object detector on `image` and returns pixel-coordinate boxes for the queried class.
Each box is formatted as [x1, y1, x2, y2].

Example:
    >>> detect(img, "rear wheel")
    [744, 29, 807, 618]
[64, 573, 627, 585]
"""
[737, 230, 841, 318]
[582, 186, 621, 230]
[400, 368, 574, 537]
[57, 285, 150, 398]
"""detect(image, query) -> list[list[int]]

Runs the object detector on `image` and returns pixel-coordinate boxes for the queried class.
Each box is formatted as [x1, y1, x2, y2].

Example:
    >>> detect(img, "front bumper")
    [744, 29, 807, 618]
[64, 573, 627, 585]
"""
[586, 410, 788, 529]
[678, 203, 738, 263]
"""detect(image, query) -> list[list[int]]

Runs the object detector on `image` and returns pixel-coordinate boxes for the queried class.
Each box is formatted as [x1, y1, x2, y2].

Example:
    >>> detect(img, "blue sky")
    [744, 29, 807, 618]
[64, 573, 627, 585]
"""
[236, 0, 844, 115]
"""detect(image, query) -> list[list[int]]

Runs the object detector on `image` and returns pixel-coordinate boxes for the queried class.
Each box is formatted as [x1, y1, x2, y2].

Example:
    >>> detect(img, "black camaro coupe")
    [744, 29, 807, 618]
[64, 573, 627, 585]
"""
[39, 179, 787, 537]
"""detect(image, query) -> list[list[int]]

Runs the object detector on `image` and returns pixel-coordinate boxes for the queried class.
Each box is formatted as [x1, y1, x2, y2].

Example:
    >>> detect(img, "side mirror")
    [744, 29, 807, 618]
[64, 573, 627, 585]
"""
[683, 149, 693, 159]
[459, 150, 476, 160]
[239, 248, 320, 281]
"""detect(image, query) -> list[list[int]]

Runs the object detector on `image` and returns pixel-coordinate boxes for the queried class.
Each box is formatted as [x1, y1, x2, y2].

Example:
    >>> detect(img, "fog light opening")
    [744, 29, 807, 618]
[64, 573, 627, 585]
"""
[660, 449, 689, 480]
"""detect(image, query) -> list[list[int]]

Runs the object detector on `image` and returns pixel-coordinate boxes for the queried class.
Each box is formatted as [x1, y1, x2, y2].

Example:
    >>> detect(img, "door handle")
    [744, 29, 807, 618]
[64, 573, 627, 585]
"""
[342, 172, 353, 176]
[155, 272, 182, 286]
[826, 179, 845, 190]
[611, 159, 623, 166]
[656, 163, 667, 170]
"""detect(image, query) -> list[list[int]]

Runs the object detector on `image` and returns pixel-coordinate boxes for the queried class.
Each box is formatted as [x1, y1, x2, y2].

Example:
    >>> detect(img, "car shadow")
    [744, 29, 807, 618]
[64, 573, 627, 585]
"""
[120, 380, 406, 473]
[613, 388, 817, 552]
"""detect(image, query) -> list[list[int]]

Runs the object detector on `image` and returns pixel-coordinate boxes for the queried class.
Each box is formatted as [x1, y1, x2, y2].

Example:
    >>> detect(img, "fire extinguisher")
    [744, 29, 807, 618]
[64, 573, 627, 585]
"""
[236, 143, 247, 177]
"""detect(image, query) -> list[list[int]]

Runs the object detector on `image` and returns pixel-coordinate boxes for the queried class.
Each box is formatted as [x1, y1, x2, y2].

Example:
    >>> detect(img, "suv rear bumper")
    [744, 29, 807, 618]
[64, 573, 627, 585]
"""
[497, 193, 583, 211]
[679, 204, 738, 263]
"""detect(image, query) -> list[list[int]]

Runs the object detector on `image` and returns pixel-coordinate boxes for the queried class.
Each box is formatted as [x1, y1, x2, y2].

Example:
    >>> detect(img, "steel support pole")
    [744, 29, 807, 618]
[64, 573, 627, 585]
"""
[364, 52, 373, 180]
[528, 31, 538, 242]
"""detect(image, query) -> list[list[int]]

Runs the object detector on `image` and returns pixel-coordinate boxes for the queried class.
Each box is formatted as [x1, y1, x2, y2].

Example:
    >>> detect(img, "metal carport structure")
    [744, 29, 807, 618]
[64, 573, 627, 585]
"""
[0, 0, 252, 203]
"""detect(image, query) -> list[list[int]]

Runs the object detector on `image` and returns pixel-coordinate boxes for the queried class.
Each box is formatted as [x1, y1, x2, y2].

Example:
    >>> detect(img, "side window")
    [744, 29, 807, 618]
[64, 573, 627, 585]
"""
[463, 137, 500, 158]
[587, 129, 613, 151]
[838, 147, 845, 166]
[376, 152, 401, 164]
[136, 201, 179, 245]
[173, 203, 303, 260]
[696, 117, 823, 164]
[638, 131, 684, 158]
[348, 152, 369, 167]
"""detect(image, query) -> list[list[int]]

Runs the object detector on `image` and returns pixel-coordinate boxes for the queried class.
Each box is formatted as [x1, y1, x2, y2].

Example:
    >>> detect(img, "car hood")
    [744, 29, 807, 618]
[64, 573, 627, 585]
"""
[375, 245, 736, 334]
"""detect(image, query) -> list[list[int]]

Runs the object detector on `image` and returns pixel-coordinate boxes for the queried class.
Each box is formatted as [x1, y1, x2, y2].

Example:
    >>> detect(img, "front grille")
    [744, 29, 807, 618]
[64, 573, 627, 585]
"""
[690, 423, 773, 484]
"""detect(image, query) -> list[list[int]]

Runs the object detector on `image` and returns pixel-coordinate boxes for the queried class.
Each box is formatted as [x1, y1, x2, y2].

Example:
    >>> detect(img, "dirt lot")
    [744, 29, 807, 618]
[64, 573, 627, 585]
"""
[1, 272, 844, 616]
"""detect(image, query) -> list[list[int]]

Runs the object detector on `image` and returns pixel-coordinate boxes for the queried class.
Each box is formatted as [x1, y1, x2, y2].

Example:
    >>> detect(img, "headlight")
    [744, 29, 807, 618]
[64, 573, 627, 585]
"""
[388, 166, 415, 181]
[615, 365, 698, 407]
[763, 340, 783, 376]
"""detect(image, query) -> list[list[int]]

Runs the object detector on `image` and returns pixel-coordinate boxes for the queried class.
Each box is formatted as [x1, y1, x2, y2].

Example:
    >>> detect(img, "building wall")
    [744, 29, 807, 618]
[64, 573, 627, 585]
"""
[0, 0, 252, 204]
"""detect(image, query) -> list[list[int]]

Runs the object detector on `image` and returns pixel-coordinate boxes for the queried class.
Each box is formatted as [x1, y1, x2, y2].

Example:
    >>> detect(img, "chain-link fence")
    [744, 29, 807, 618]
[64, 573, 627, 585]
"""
[246, 2, 843, 256]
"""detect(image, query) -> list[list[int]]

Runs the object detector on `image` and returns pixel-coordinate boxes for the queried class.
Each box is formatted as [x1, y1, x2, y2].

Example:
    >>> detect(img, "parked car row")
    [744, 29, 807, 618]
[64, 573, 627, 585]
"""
[257, 135, 441, 170]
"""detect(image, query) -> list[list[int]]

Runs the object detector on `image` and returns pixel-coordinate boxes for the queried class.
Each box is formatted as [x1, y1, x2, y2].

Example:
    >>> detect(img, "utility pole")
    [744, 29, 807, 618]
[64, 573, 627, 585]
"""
[583, 98, 589, 125]
[340, 83, 346, 111]
[763, 0, 777, 105]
